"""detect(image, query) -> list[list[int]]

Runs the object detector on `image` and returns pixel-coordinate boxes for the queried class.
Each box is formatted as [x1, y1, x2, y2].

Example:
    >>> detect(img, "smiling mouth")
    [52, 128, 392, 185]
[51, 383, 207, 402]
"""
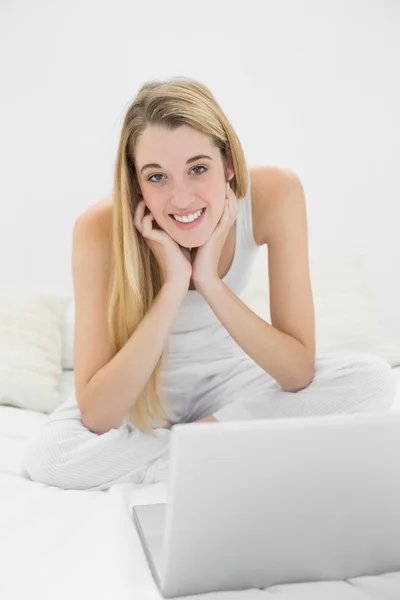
[169, 207, 206, 222]
[167, 207, 207, 230]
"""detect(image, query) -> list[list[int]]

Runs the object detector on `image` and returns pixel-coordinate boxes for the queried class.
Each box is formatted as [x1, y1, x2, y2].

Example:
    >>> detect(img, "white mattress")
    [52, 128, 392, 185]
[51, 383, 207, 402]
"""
[1, 369, 400, 600]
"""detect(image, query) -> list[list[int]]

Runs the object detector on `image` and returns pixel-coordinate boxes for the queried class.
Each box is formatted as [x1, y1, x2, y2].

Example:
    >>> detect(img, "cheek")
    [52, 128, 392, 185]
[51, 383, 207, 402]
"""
[216, 196, 227, 218]
[143, 198, 163, 217]
[204, 181, 226, 209]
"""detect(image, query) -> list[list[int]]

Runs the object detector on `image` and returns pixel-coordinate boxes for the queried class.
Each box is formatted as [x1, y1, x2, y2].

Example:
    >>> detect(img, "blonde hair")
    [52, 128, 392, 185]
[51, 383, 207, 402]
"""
[107, 77, 249, 434]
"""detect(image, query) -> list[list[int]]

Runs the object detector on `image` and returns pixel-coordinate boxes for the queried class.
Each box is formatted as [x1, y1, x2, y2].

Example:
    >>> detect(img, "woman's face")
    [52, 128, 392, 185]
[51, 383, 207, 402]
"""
[134, 124, 234, 248]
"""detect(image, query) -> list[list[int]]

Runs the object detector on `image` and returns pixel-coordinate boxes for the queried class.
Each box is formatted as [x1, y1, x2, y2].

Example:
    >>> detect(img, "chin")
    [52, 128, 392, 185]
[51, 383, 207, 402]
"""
[167, 225, 213, 249]
[173, 236, 207, 249]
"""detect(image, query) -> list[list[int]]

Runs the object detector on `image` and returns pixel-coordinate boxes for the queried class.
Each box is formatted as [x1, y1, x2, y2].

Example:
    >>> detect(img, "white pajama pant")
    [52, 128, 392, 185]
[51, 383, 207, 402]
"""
[21, 350, 396, 491]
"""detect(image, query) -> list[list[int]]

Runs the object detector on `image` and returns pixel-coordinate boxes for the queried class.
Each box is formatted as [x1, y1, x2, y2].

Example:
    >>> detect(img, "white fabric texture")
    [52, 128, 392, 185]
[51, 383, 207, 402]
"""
[0, 287, 69, 413]
[2, 375, 400, 599]
[2, 470, 400, 600]
[21, 349, 396, 491]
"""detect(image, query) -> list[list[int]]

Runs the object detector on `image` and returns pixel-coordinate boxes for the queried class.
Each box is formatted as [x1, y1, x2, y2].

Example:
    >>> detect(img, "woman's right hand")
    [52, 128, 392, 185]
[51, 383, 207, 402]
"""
[134, 200, 193, 291]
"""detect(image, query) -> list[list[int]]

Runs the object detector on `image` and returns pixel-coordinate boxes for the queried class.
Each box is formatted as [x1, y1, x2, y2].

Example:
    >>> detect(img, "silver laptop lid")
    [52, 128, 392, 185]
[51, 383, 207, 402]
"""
[159, 412, 400, 597]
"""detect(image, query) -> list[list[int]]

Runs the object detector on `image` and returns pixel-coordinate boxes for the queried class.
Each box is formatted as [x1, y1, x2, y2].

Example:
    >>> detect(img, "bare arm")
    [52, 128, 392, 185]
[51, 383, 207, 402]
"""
[80, 283, 185, 434]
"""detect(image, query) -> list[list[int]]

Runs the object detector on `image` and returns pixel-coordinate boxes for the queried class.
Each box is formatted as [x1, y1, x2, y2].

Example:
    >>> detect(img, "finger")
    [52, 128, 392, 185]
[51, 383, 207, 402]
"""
[226, 190, 238, 219]
[227, 184, 238, 217]
[223, 198, 230, 221]
[213, 201, 228, 234]
[134, 200, 145, 231]
[142, 213, 155, 237]
[218, 198, 228, 220]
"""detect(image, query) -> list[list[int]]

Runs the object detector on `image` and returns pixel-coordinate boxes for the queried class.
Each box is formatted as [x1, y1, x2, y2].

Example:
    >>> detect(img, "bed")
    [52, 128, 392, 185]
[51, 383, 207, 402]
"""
[0, 370, 399, 600]
[2, 254, 400, 599]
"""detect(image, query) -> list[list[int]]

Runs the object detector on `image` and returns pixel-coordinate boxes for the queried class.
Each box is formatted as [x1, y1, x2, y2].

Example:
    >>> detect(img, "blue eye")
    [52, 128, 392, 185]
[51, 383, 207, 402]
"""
[147, 165, 207, 183]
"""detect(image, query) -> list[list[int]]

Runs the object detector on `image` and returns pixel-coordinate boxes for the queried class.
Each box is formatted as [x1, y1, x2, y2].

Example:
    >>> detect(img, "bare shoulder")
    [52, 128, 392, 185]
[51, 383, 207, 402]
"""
[249, 165, 303, 245]
[75, 195, 113, 241]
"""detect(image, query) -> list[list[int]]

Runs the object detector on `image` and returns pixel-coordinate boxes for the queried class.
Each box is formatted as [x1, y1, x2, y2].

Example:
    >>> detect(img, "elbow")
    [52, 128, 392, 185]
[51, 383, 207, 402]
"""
[79, 389, 128, 435]
[81, 411, 107, 435]
[282, 364, 315, 393]
[81, 410, 124, 435]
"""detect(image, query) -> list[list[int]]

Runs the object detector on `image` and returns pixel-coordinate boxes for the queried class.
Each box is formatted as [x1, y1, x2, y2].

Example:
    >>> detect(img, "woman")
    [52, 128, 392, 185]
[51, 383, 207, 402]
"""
[22, 77, 395, 490]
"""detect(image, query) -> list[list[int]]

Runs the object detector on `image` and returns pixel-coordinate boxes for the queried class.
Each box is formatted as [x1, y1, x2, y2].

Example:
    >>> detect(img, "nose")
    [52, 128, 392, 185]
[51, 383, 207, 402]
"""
[169, 182, 197, 211]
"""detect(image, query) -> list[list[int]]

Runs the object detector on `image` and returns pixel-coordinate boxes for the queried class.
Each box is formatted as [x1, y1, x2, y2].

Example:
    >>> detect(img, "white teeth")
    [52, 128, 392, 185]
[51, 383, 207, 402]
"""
[172, 208, 204, 223]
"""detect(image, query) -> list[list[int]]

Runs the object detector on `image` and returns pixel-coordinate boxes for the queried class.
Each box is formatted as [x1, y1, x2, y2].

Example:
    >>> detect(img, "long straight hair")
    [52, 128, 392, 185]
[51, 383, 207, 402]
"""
[107, 77, 249, 434]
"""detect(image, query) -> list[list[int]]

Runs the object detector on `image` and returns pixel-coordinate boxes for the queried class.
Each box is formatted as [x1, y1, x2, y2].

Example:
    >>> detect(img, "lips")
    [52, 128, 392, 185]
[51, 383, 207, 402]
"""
[169, 208, 205, 217]
[169, 207, 207, 229]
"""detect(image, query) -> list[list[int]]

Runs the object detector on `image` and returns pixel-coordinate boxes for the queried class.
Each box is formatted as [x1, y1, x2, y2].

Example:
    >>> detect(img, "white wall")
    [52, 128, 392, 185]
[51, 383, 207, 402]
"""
[1, 0, 399, 338]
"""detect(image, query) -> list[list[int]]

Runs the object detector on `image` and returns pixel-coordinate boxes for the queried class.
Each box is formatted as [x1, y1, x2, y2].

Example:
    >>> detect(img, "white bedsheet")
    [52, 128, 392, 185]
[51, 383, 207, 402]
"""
[1, 369, 400, 600]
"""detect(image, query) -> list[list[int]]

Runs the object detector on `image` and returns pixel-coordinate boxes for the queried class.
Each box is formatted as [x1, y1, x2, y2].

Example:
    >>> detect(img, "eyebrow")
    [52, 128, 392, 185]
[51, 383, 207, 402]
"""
[139, 155, 213, 175]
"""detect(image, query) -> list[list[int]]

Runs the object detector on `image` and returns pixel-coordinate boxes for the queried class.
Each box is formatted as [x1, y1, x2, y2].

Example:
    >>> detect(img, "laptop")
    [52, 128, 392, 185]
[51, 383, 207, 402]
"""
[132, 411, 400, 598]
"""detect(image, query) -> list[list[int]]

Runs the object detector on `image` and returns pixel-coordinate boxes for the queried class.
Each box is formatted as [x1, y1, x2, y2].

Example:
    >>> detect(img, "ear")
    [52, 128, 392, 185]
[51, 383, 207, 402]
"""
[224, 146, 235, 183]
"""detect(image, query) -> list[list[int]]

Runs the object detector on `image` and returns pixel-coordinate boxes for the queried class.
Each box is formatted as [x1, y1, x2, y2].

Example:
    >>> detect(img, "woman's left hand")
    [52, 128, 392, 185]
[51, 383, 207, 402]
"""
[191, 182, 239, 291]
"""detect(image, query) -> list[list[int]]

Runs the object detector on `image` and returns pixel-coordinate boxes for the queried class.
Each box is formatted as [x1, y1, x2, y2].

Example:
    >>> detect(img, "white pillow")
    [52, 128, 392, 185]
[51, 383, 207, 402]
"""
[240, 255, 400, 367]
[61, 298, 74, 370]
[0, 287, 70, 413]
